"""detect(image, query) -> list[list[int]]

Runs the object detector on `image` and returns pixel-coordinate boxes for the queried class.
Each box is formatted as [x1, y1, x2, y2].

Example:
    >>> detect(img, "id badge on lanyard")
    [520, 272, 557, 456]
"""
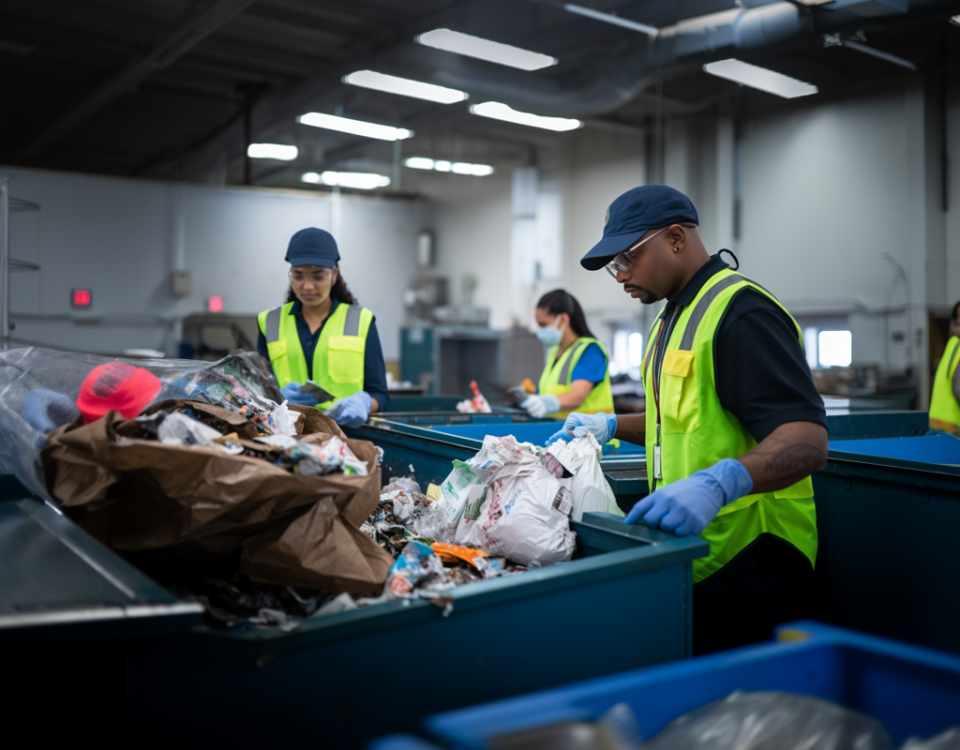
[651, 310, 673, 487]
[654, 427, 663, 480]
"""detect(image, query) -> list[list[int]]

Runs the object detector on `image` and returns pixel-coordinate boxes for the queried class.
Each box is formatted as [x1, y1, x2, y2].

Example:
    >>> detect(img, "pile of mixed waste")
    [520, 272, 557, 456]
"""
[131, 403, 367, 476]
[185, 433, 624, 631]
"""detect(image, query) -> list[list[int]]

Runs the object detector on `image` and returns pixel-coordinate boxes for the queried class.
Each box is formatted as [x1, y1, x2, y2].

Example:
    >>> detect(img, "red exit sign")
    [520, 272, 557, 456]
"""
[72, 288, 92, 307]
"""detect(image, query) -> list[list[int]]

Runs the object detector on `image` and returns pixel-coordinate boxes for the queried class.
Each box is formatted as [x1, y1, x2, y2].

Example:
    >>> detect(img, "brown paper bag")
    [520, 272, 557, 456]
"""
[40, 401, 393, 594]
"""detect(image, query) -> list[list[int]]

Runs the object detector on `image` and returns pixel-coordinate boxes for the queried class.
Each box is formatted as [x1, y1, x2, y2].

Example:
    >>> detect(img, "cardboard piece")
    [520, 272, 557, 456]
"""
[40, 401, 393, 594]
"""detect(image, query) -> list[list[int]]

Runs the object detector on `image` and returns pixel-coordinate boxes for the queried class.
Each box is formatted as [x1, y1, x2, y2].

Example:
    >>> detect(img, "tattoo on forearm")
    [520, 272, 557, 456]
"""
[758, 444, 826, 481]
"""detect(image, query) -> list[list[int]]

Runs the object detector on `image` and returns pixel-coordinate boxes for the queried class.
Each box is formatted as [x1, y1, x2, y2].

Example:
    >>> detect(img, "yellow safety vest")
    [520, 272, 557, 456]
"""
[257, 301, 372, 409]
[929, 336, 960, 435]
[642, 268, 818, 583]
[538, 337, 615, 419]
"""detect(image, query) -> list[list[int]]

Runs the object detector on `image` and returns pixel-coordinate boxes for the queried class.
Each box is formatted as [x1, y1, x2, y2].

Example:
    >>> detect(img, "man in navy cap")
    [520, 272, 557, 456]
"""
[549, 185, 828, 654]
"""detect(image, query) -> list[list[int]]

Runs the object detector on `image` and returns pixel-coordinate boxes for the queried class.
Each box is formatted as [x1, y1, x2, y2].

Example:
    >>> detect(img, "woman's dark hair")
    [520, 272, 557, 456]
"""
[285, 263, 358, 305]
[536, 289, 595, 339]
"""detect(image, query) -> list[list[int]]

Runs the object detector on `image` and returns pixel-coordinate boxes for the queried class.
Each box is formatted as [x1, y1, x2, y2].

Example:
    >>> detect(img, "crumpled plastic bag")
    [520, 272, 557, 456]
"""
[544, 434, 624, 521]
[901, 728, 960, 750]
[453, 435, 576, 566]
[643, 691, 894, 750]
[382, 475, 421, 494]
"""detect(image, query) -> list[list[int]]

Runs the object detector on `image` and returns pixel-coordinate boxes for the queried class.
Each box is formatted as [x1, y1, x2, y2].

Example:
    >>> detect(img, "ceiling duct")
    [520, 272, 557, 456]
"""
[175, 0, 951, 182]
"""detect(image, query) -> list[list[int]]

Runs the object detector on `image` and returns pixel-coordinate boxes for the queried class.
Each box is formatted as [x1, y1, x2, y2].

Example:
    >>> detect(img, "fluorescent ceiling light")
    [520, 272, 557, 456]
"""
[247, 143, 298, 160]
[950, 14, 960, 26]
[469, 101, 582, 132]
[343, 70, 467, 104]
[703, 59, 818, 99]
[403, 157, 494, 176]
[416, 28, 557, 71]
[404, 157, 435, 170]
[301, 171, 391, 190]
[297, 112, 413, 141]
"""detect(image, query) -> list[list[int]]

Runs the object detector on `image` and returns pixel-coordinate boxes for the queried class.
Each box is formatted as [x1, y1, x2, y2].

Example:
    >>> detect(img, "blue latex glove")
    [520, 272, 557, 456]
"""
[546, 412, 617, 446]
[624, 458, 754, 537]
[21, 389, 79, 434]
[281, 382, 318, 407]
[521, 393, 560, 418]
[324, 391, 373, 428]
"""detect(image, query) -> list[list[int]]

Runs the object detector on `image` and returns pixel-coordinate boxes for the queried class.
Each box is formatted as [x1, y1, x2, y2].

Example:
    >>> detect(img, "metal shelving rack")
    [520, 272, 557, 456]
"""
[0, 176, 41, 350]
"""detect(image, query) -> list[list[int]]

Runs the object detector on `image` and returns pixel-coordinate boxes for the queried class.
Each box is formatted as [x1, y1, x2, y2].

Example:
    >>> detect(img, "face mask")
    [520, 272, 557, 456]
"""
[536, 317, 565, 346]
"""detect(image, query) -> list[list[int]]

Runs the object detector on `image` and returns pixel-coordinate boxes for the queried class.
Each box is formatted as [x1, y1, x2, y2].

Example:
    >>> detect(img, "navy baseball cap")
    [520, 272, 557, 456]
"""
[285, 227, 340, 268]
[580, 185, 699, 271]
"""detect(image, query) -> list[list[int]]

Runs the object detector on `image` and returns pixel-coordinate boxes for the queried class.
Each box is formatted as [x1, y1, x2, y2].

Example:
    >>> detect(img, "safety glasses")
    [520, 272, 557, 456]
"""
[604, 226, 669, 279]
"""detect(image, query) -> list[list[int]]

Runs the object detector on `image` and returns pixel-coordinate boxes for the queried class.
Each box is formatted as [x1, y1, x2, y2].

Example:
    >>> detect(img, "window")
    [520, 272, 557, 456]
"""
[611, 330, 643, 379]
[796, 316, 852, 369]
[817, 330, 852, 368]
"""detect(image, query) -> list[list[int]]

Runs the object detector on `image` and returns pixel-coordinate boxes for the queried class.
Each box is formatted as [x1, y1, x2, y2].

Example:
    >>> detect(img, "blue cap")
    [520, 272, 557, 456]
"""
[285, 228, 340, 269]
[580, 185, 699, 271]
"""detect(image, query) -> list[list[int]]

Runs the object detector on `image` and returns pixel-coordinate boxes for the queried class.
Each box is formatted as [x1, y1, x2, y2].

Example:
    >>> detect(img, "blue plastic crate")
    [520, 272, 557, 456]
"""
[420, 621, 960, 750]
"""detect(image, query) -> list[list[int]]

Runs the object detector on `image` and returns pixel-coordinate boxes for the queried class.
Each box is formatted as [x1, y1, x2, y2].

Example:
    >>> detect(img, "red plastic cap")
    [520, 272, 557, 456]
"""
[77, 362, 162, 423]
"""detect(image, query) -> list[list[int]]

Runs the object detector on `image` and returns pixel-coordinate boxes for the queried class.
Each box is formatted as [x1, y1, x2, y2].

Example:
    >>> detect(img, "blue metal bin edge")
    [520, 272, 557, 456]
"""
[211, 513, 708, 660]
[422, 620, 960, 749]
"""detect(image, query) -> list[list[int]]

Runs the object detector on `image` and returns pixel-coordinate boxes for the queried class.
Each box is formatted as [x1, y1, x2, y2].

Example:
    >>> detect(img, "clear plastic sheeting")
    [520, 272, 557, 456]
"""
[0, 346, 284, 500]
[902, 729, 960, 750]
[643, 691, 894, 750]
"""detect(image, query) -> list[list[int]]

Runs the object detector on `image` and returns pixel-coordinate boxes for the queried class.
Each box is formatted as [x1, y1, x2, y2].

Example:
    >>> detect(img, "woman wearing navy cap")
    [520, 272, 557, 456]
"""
[256, 227, 390, 427]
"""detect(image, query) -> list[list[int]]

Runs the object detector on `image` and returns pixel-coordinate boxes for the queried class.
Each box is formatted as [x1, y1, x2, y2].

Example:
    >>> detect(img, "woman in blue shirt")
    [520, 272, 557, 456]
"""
[256, 228, 390, 427]
[521, 289, 614, 419]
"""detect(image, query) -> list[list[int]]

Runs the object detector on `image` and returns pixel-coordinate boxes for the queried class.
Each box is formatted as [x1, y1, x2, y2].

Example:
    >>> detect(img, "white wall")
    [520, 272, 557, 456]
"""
[429, 168, 514, 329]
[558, 126, 649, 346]
[3, 167, 421, 359]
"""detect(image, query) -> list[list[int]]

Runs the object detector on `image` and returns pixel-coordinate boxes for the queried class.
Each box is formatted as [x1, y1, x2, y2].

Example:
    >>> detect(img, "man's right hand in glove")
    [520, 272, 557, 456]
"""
[281, 382, 318, 407]
[546, 412, 617, 446]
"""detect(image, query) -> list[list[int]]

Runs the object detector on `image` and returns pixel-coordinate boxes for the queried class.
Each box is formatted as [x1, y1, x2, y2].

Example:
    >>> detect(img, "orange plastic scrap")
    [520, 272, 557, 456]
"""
[520, 378, 537, 394]
[432, 543, 489, 568]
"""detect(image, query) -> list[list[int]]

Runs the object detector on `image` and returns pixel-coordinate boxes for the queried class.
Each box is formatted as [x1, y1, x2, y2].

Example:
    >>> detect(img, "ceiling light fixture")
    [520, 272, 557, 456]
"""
[949, 14, 960, 26]
[469, 101, 582, 131]
[416, 28, 557, 71]
[703, 59, 818, 99]
[247, 143, 298, 160]
[297, 112, 413, 141]
[343, 70, 468, 104]
[301, 171, 391, 190]
[403, 157, 494, 176]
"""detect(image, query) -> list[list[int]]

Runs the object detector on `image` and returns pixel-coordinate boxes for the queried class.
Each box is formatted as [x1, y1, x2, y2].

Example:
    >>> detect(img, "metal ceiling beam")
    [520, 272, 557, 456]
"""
[15, 0, 258, 163]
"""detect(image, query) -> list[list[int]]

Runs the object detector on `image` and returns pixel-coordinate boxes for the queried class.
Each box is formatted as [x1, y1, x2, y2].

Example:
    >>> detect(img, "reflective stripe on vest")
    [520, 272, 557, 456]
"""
[538, 337, 614, 419]
[641, 269, 818, 584]
[930, 335, 960, 435]
[257, 302, 372, 409]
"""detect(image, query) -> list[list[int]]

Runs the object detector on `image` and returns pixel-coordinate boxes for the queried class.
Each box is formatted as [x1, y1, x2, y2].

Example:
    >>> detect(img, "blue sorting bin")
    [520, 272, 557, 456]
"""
[427, 421, 645, 456]
[409, 621, 960, 749]
[347, 415, 645, 496]
[383, 395, 522, 414]
[812, 432, 960, 654]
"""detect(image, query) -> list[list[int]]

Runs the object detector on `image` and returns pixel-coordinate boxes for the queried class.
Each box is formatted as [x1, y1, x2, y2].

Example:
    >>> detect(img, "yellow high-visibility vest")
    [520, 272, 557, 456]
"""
[642, 268, 818, 583]
[538, 337, 614, 419]
[257, 301, 372, 409]
[929, 336, 960, 435]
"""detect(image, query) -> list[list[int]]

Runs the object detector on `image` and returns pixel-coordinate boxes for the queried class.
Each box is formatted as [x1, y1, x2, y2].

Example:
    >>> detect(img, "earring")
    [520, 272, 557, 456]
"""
[673, 247, 680, 253]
